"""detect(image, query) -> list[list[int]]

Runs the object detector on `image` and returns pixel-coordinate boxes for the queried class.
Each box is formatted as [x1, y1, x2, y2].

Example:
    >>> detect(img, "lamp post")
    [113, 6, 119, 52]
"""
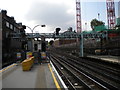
[26, 25, 46, 52]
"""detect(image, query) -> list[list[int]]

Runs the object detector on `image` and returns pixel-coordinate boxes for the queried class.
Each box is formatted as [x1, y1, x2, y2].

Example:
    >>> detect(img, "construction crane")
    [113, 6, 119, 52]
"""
[106, 0, 116, 29]
[76, 0, 82, 33]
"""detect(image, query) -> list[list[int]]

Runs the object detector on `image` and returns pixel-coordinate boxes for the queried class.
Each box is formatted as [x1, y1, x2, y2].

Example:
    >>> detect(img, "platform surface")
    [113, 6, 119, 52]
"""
[1, 63, 65, 89]
[87, 55, 120, 64]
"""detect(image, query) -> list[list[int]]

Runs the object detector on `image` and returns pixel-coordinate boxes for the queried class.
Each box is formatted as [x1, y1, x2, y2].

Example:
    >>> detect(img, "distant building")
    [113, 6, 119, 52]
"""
[0, 10, 26, 66]
[118, 1, 120, 17]
[54, 30, 77, 47]
[54, 38, 77, 47]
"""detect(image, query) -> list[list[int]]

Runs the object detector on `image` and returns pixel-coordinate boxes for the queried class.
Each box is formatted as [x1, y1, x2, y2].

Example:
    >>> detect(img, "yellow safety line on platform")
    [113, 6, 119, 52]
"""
[48, 64, 61, 90]
[0, 64, 17, 73]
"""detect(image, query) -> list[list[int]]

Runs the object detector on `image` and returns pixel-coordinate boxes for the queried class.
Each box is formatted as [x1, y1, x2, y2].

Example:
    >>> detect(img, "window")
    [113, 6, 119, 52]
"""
[6, 21, 9, 28]
[14, 27, 16, 32]
[6, 32, 9, 38]
[10, 24, 13, 30]
[18, 29, 20, 33]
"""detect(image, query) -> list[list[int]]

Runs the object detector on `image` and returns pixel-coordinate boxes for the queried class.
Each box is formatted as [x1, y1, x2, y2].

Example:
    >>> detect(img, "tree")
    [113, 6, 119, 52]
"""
[90, 19, 105, 30]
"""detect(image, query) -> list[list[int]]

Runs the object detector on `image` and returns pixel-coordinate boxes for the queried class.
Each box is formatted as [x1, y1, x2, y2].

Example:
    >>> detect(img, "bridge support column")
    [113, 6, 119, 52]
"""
[79, 33, 83, 57]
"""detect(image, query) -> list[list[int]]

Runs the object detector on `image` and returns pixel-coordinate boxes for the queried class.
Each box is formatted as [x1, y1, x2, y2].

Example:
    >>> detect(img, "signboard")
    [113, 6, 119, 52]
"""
[41, 52, 46, 59]
[17, 52, 21, 59]
[26, 52, 32, 59]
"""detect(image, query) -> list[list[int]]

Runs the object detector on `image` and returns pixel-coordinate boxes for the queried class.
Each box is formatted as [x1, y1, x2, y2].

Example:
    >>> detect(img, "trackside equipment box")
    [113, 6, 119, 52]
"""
[41, 52, 46, 59]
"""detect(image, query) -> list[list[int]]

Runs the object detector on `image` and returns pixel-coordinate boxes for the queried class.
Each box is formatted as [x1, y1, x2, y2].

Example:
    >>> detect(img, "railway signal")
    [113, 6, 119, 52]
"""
[55, 28, 61, 35]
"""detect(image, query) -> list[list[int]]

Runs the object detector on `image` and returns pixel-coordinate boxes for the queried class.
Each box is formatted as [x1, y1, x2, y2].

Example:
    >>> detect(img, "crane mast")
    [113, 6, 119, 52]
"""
[106, 0, 116, 29]
[76, 0, 82, 33]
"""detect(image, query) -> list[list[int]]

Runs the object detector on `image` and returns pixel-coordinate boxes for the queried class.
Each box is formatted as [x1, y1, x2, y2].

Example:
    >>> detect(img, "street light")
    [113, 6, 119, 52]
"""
[26, 25, 46, 33]
[25, 25, 46, 52]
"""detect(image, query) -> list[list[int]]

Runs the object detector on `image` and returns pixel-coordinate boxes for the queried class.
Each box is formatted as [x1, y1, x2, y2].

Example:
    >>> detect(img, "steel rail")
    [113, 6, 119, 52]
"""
[51, 55, 92, 90]
[67, 57, 120, 84]
[50, 57, 76, 90]
[54, 49, 120, 74]
[51, 54, 108, 90]
[51, 51, 119, 89]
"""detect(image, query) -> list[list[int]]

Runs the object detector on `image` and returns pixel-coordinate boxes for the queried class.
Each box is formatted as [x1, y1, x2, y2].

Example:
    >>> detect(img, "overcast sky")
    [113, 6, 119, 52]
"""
[0, 0, 119, 34]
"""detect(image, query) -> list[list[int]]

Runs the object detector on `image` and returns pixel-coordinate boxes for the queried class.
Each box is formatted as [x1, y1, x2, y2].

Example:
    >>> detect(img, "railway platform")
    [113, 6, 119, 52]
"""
[0, 61, 67, 89]
[87, 55, 120, 64]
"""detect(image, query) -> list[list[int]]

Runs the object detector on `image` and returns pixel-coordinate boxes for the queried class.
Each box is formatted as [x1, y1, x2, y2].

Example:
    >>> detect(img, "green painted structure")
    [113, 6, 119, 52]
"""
[94, 25, 107, 32]
[116, 17, 120, 26]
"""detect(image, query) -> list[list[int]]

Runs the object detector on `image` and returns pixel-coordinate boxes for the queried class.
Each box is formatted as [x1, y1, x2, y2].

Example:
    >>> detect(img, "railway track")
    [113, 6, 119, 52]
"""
[50, 51, 120, 90]
[51, 55, 108, 90]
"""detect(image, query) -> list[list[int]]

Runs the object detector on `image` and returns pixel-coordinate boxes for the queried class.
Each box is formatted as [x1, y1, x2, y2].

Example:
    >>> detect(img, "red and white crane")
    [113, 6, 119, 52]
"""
[76, 0, 82, 33]
[106, 0, 116, 29]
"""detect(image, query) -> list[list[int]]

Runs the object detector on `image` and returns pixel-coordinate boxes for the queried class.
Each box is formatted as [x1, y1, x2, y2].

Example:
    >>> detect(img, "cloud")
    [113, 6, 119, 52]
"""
[81, 0, 119, 2]
[25, 1, 75, 32]
[82, 20, 92, 31]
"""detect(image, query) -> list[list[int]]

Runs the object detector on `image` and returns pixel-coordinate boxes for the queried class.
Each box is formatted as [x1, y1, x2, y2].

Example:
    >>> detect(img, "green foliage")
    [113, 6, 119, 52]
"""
[90, 19, 105, 30]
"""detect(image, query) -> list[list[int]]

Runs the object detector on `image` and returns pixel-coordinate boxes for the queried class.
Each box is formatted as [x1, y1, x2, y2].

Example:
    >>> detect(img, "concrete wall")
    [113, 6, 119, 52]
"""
[54, 39, 77, 47]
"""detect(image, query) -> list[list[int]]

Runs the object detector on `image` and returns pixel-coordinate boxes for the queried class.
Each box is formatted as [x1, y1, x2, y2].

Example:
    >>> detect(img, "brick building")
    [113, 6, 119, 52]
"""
[54, 38, 77, 47]
[53, 30, 77, 47]
[0, 10, 26, 66]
